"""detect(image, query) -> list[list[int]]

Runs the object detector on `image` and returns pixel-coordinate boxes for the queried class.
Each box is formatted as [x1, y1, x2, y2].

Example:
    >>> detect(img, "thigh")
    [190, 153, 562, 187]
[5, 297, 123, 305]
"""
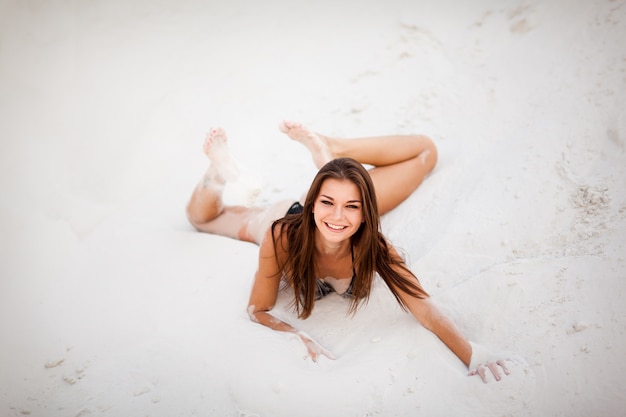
[195, 200, 294, 245]
[368, 156, 434, 215]
[192, 205, 260, 242]
[244, 200, 295, 245]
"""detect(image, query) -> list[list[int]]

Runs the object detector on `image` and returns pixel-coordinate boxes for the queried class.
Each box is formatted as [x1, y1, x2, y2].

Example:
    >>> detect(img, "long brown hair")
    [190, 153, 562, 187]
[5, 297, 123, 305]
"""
[272, 157, 428, 319]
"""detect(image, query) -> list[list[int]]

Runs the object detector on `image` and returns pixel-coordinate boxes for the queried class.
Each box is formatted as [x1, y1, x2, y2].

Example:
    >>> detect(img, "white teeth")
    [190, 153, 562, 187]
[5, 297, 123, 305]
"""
[326, 223, 346, 230]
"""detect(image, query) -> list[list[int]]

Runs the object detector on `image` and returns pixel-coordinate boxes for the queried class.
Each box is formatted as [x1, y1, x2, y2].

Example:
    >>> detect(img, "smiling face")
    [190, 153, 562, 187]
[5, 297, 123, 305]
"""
[312, 178, 364, 245]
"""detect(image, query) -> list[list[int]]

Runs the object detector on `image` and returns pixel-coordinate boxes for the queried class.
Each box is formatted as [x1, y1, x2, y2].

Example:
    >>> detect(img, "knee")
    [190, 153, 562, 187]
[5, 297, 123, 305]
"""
[186, 205, 205, 229]
[186, 199, 221, 229]
[418, 135, 438, 172]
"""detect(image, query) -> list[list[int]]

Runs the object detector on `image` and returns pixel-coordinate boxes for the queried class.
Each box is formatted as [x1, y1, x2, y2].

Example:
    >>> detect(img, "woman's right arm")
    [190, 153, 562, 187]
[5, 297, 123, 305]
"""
[247, 225, 335, 361]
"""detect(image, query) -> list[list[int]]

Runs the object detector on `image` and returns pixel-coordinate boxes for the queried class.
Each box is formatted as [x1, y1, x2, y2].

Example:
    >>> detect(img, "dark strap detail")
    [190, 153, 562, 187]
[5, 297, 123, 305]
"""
[286, 201, 304, 216]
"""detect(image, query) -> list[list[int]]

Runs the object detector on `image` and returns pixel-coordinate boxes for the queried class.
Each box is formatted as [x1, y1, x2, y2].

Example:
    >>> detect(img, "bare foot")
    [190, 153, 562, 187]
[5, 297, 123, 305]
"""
[279, 121, 334, 169]
[203, 128, 239, 182]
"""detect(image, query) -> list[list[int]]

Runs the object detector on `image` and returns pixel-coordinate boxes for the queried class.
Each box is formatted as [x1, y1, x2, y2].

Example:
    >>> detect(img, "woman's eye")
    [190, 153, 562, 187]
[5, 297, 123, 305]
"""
[321, 200, 332, 205]
[347, 205, 360, 210]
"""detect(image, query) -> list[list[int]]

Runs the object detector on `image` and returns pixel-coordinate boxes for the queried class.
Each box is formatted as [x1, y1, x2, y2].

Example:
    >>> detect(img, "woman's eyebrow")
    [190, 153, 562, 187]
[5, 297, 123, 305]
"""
[320, 194, 361, 203]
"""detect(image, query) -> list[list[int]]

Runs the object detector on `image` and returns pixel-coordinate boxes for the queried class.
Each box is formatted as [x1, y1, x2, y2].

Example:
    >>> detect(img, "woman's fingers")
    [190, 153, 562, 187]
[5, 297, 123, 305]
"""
[298, 332, 336, 362]
[487, 362, 502, 381]
[497, 359, 511, 375]
[469, 360, 511, 383]
[468, 364, 488, 382]
[477, 365, 488, 382]
[320, 346, 336, 360]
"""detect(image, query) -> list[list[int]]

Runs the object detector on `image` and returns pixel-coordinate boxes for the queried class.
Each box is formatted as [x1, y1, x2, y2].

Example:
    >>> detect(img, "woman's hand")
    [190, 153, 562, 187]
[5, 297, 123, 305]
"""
[296, 331, 336, 362]
[468, 359, 511, 382]
[468, 341, 511, 383]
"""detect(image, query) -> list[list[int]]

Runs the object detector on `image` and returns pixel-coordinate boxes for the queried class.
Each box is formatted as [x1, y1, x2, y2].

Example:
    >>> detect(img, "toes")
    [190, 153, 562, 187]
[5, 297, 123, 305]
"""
[279, 120, 305, 134]
[203, 128, 228, 155]
[203, 133, 214, 154]
[210, 128, 227, 142]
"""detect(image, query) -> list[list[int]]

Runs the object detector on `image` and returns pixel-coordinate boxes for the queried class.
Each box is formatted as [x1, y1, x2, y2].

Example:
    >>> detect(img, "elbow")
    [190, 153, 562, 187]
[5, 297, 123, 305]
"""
[247, 305, 259, 323]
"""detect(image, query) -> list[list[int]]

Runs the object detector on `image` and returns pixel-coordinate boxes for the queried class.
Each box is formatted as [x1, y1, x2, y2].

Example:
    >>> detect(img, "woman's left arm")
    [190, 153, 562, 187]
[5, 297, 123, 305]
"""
[403, 296, 510, 382]
[389, 251, 509, 382]
[401, 295, 472, 366]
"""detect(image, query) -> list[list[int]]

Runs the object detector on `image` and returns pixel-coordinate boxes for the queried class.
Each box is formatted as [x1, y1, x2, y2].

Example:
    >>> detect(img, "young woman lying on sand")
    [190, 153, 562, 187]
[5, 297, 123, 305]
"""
[187, 121, 510, 383]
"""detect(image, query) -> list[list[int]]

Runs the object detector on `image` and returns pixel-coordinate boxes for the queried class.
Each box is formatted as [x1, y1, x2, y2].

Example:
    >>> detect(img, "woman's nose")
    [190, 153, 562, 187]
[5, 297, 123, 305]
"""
[331, 206, 343, 219]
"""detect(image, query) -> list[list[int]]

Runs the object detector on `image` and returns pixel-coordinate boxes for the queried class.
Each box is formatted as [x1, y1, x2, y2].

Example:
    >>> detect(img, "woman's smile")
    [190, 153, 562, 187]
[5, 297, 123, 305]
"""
[313, 178, 363, 244]
[324, 222, 348, 231]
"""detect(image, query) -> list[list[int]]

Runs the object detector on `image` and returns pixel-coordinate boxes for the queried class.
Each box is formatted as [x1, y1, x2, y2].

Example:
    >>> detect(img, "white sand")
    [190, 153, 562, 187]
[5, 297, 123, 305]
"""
[1, 0, 625, 416]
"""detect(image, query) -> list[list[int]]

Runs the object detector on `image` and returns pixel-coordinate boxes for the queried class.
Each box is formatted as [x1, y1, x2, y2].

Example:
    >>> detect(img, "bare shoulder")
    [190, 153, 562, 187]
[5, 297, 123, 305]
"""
[258, 221, 290, 261]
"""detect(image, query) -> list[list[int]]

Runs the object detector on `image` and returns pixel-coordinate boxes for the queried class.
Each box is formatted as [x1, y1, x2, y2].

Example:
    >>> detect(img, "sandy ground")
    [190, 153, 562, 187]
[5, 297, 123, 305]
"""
[1, 0, 625, 416]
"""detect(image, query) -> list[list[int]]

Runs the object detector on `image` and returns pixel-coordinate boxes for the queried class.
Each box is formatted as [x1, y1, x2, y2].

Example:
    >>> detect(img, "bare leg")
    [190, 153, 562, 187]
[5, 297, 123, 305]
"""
[186, 128, 236, 225]
[279, 121, 437, 215]
[186, 128, 293, 244]
[193, 201, 292, 244]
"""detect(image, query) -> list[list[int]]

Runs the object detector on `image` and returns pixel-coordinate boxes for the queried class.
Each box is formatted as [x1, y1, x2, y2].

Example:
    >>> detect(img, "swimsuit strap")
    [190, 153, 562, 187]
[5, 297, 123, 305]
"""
[314, 244, 357, 300]
[343, 244, 356, 298]
[286, 201, 304, 216]
[315, 280, 334, 300]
